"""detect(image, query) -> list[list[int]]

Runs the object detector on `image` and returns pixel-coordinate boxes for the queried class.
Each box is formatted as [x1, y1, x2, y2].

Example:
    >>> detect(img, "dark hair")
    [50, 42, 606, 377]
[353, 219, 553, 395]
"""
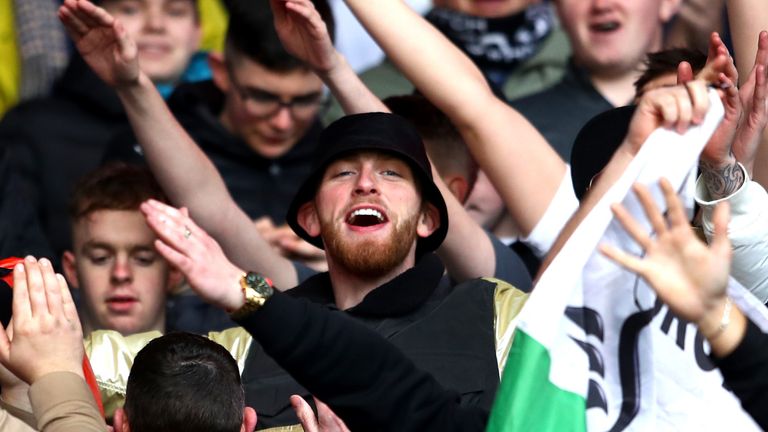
[634, 48, 708, 98]
[384, 95, 478, 193]
[124, 332, 244, 432]
[225, 0, 335, 72]
[69, 163, 167, 222]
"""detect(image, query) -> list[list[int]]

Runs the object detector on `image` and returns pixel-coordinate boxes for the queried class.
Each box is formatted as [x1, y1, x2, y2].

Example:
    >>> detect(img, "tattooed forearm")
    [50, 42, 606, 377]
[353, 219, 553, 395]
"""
[700, 159, 745, 200]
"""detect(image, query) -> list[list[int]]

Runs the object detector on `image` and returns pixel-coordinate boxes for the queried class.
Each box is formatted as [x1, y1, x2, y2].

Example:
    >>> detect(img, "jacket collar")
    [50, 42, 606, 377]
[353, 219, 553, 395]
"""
[288, 253, 446, 318]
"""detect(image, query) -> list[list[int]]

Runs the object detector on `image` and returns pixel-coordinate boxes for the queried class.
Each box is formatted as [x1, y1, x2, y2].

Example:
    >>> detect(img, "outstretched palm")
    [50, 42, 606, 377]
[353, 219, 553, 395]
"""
[59, 0, 139, 87]
[600, 179, 732, 323]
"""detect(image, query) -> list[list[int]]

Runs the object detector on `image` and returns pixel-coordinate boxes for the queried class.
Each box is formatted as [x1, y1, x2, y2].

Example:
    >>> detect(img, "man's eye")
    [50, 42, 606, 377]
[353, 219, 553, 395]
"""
[382, 170, 401, 177]
[134, 254, 157, 266]
[89, 255, 111, 265]
[334, 170, 355, 178]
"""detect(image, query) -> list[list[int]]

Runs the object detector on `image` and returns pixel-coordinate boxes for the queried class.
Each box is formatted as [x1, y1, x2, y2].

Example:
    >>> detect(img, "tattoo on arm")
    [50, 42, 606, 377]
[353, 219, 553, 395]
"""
[701, 159, 745, 200]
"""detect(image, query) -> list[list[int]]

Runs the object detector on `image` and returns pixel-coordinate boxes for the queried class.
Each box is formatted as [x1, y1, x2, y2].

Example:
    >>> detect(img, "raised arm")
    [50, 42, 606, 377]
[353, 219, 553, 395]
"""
[342, 0, 568, 238]
[139, 204, 487, 431]
[272, 0, 388, 115]
[0, 258, 106, 432]
[279, 0, 507, 281]
[58, 0, 298, 288]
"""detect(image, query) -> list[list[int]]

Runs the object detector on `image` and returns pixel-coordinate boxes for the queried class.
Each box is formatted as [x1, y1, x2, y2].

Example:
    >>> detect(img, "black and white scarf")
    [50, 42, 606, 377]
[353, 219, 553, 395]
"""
[426, 3, 555, 83]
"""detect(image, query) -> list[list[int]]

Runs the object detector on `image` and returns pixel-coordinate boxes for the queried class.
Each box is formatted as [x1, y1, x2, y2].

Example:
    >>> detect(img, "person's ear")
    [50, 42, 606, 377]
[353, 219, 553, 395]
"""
[417, 202, 440, 239]
[62, 251, 80, 290]
[297, 202, 321, 238]
[209, 52, 229, 93]
[443, 174, 470, 204]
[113, 408, 130, 432]
[241, 406, 257, 432]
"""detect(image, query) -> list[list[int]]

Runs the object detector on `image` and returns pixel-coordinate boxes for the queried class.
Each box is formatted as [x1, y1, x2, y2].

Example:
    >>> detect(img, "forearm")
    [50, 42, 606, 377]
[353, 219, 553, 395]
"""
[435, 173, 498, 282]
[116, 74, 237, 234]
[319, 52, 389, 115]
[538, 146, 635, 277]
[344, 0, 566, 235]
[712, 316, 768, 428]
[116, 76, 297, 288]
[29, 372, 106, 432]
[697, 172, 768, 302]
[700, 157, 745, 200]
[236, 292, 488, 431]
[727, 0, 768, 83]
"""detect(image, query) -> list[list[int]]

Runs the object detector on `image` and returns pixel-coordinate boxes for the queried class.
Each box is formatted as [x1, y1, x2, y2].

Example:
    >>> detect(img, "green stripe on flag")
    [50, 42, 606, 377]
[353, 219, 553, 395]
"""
[487, 330, 586, 432]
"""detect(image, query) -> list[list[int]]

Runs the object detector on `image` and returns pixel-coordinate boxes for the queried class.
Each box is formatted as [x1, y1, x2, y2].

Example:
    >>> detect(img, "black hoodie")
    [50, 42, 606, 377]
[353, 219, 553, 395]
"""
[106, 79, 323, 224]
[0, 54, 131, 267]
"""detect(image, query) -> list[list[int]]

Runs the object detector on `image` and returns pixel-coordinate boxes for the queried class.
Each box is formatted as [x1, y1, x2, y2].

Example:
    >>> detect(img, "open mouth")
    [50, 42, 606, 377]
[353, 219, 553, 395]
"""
[590, 21, 620, 33]
[346, 208, 388, 227]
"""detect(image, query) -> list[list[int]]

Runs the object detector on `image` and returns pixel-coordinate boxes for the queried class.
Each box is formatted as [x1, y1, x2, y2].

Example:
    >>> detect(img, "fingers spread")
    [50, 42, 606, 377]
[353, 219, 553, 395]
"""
[599, 243, 645, 275]
[658, 178, 687, 228]
[633, 183, 668, 235]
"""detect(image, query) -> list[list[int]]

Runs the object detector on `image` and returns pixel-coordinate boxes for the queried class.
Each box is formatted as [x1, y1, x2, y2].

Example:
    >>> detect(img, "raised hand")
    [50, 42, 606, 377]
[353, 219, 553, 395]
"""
[600, 179, 732, 325]
[291, 395, 351, 432]
[0, 257, 84, 384]
[270, 0, 338, 74]
[58, 0, 140, 88]
[733, 31, 768, 175]
[140, 200, 245, 311]
[625, 80, 711, 154]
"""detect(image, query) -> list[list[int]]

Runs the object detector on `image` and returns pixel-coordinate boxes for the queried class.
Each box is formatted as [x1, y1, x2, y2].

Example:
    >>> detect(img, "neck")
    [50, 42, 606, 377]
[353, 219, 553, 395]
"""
[327, 256, 416, 311]
[589, 71, 640, 107]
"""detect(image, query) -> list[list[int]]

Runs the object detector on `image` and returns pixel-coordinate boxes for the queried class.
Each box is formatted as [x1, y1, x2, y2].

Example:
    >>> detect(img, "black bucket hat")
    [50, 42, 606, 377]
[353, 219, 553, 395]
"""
[286, 112, 449, 258]
[570, 105, 637, 201]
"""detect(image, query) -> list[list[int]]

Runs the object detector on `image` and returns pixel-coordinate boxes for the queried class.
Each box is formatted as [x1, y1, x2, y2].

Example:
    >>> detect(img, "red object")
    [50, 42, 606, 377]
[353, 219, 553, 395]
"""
[1, 257, 105, 418]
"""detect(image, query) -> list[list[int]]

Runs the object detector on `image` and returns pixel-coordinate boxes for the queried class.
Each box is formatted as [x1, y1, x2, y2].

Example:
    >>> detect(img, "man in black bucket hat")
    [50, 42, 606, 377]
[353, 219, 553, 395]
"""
[61, 0, 529, 427]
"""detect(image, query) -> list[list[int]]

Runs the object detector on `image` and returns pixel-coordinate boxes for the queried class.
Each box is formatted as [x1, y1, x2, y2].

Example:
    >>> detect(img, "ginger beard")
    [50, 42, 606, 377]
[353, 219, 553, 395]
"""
[320, 208, 420, 278]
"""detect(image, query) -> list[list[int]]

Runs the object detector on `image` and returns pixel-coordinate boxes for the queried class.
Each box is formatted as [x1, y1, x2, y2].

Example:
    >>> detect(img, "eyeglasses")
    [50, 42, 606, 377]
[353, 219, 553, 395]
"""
[226, 65, 328, 120]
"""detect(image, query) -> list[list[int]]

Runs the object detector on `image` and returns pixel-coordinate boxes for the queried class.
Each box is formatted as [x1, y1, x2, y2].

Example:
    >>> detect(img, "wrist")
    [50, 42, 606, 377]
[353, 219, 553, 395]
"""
[315, 51, 346, 81]
[224, 266, 247, 312]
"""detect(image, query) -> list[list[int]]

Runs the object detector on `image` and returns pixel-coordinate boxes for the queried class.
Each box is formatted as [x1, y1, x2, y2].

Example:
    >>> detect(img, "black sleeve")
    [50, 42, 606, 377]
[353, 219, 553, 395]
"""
[713, 319, 768, 429]
[234, 291, 488, 432]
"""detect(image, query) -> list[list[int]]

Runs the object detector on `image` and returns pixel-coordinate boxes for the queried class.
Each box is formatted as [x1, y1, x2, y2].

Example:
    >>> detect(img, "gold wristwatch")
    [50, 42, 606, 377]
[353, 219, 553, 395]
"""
[229, 272, 274, 320]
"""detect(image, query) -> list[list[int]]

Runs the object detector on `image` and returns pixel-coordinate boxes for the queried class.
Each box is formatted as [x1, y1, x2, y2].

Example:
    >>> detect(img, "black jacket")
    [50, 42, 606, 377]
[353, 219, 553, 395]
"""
[0, 54, 129, 266]
[237, 261, 492, 431]
[713, 318, 768, 429]
[240, 254, 500, 429]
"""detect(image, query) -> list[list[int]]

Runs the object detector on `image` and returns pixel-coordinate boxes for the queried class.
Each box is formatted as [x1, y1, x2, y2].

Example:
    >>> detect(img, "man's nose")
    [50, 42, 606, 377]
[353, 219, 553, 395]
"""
[110, 257, 133, 283]
[269, 106, 294, 131]
[353, 169, 378, 195]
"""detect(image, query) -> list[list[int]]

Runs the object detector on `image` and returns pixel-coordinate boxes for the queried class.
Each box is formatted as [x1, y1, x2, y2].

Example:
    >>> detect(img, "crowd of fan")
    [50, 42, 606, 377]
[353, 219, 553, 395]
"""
[1, 0, 768, 430]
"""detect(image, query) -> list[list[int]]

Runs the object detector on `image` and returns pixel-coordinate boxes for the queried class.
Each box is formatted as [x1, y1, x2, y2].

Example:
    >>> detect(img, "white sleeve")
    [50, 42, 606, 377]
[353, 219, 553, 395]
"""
[695, 162, 768, 303]
[522, 166, 579, 259]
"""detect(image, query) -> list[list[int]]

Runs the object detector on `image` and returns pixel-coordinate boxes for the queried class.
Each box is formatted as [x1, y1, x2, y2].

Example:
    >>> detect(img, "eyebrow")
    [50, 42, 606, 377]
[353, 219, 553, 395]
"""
[82, 242, 156, 253]
[238, 84, 323, 100]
